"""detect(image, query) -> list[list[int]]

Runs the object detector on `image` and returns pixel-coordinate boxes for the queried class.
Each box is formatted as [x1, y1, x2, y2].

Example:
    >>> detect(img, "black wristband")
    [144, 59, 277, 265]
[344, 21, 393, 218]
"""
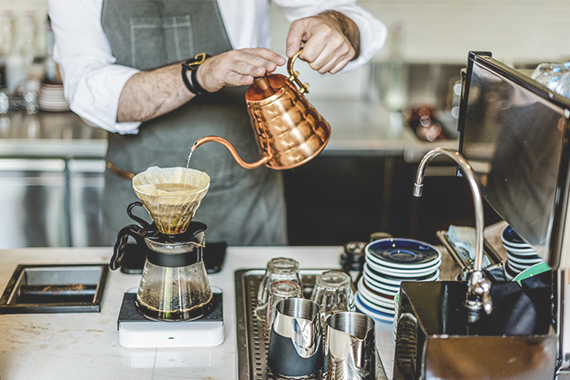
[190, 67, 208, 95]
[181, 53, 210, 95]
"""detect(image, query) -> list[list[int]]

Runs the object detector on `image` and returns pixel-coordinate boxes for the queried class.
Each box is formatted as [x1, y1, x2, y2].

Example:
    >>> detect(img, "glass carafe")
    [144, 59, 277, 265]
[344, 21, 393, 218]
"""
[135, 232, 213, 321]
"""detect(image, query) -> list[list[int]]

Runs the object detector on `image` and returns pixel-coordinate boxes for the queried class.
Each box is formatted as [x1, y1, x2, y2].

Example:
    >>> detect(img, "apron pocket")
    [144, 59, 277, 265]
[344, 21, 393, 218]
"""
[129, 15, 195, 70]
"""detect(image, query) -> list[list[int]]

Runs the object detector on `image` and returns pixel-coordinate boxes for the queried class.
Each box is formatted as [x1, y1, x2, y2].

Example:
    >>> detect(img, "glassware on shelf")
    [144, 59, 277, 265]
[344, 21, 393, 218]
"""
[531, 62, 570, 98]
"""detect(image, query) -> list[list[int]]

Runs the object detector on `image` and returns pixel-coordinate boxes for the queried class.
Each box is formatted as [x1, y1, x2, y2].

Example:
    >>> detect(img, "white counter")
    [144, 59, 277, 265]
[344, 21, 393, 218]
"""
[0, 246, 401, 380]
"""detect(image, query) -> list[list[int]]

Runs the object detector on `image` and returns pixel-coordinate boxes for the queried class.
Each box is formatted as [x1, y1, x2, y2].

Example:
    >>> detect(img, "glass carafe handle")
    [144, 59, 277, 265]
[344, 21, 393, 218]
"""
[127, 201, 153, 230]
[110, 224, 148, 270]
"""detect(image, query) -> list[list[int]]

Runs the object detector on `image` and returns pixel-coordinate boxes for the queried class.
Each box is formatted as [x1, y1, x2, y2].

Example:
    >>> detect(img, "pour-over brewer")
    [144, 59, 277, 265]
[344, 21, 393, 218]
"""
[109, 166, 213, 322]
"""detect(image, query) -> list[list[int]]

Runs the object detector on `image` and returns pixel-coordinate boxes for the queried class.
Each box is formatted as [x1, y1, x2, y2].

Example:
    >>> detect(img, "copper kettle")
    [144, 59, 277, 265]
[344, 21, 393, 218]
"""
[192, 50, 331, 170]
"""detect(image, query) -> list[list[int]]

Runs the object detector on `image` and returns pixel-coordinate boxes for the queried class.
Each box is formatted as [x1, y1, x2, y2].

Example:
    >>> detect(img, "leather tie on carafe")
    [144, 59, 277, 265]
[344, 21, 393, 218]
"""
[110, 201, 207, 270]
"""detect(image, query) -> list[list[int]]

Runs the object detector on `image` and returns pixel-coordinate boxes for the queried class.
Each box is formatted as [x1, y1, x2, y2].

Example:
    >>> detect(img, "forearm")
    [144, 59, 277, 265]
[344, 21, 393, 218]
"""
[319, 10, 361, 60]
[117, 63, 194, 123]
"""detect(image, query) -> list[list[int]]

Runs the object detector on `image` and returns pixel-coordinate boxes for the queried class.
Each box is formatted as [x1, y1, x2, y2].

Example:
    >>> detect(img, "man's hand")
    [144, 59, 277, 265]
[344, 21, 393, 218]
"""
[286, 10, 360, 75]
[196, 48, 286, 93]
[117, 48, 285, 123]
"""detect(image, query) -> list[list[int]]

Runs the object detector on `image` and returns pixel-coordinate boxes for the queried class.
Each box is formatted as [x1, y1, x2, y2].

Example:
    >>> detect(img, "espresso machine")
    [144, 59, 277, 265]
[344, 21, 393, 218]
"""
[394, 51, 570, 379]
[109, 166, 224, 348]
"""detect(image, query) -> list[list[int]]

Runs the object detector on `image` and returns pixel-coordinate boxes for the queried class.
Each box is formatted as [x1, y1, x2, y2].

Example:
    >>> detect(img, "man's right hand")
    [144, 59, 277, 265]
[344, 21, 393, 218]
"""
[195, 48, 286, 93]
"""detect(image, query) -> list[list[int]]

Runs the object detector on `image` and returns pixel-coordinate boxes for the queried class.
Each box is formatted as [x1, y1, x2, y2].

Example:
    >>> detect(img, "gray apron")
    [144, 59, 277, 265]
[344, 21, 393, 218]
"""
[100, 0, 287, 246]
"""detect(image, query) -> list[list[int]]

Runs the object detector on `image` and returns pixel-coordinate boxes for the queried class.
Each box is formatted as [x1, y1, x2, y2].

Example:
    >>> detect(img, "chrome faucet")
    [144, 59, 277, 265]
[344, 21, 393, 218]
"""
[413, 147, 493, 322]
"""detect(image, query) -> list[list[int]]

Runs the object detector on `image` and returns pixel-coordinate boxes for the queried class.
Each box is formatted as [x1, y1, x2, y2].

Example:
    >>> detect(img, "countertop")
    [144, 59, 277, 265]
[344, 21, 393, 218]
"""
[0, 245, 460, 380]
[0, 101, 458, 161]
[0, 247, 377, 380]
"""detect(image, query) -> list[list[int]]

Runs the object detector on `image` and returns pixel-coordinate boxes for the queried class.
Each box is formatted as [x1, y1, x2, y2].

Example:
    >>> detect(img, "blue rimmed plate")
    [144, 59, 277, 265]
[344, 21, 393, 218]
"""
[366, 250, 442, 272]
[365, 238, 441, 269]
[366, 257, 441, 277]
[363, 276, 400, 295]
[357, 278, 395, 309]
[507, 254, 543, 266]
[501, 225, 531, 249]
[364, 263, 439, 285]
[355, 292, 394, 323]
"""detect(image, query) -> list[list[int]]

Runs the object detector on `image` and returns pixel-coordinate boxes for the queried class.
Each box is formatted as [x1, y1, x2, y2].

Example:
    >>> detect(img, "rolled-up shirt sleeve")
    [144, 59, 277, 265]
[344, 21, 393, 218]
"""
[48, 0, 141, 134]
[272, 0, 387, 72]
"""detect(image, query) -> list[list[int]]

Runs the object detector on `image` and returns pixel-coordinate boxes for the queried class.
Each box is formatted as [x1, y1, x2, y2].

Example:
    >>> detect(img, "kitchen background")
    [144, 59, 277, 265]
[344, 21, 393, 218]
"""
[0, 0, 569, 249]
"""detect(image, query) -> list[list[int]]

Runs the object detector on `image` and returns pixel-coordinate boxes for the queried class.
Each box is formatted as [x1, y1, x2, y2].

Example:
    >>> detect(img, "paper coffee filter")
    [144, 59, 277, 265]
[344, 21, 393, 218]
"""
[132, 166, 210, 234]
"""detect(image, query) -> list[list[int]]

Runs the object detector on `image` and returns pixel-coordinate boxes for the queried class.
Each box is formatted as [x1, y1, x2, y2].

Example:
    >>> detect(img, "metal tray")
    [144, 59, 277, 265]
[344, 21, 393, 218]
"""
[0, 263, 108, 313]
[235, 269, 387, 380]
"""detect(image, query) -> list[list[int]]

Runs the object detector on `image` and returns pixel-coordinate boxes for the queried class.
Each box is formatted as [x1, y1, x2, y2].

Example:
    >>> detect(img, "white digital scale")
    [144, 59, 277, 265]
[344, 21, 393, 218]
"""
[117, 286, 224, 348]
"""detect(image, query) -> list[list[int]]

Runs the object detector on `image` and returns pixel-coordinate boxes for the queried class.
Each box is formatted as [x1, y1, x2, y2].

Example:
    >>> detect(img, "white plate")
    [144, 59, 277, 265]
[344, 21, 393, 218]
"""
[508, 260, 532, 271]
[364, 264, 439, 286]
[366, 257, 440, 277]
[364, 264, 440, 286]
[357, 291, 395, 315]
[365, 238, 441, 267]
[507, 255, 543, 266]
[355, 293, 394, 323]
[39, 105, 70, 112]
[502, 241, 532, 250]
[363, 277, 400, 295]
[507, 260, 523, 275]
[506, 251, 541, 260]
[366, 251, 442, 272]
[503, 244, 537, 255]
[358, 278, 395, 309]
[365, 247, 442, 270]
[501, 225, 531, 249]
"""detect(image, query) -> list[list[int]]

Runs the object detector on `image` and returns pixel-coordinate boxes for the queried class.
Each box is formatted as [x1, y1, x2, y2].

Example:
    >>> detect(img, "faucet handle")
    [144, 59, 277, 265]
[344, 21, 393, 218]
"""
[465, 270, 493, 322]
[481, 281, 493, 315]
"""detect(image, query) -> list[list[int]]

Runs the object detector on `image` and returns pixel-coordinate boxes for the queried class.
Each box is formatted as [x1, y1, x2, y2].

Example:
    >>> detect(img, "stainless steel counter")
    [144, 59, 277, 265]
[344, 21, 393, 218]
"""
[0, 110, 107, 159]
[0, 103, 458, 160]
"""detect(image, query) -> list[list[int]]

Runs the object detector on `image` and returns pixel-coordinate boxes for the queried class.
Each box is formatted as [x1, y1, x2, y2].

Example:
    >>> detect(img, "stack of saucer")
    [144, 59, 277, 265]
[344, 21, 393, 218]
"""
[501, 225, 544, 279]
[355, 238, 441, 323]
[39, 83, 69, 112]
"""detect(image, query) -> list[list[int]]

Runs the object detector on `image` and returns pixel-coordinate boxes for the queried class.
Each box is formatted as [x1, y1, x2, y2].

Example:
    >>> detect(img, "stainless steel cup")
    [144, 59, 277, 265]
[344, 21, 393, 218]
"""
[324, 311, 376, 380]
[267, 298, 323, 378]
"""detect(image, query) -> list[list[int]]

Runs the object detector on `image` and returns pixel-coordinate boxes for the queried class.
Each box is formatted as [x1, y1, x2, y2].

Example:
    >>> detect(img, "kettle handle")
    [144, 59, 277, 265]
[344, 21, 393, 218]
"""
[287, 49, 310, 94]
[192, 136, 270, 170]
[110, 224, 148, 270]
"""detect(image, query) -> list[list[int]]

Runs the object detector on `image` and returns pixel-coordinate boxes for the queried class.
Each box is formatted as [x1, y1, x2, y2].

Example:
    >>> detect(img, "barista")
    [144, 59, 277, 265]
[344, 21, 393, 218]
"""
[48, 0, 386, 246]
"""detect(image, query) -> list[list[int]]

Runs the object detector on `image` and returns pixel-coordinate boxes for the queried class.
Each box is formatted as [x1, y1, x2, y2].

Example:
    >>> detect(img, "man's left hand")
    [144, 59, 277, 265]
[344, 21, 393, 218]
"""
[286, 11, 360, 75]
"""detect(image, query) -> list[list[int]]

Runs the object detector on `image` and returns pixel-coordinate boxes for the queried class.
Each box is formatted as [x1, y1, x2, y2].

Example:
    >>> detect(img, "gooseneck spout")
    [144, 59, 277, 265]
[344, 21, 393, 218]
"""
[413, 147, 492, 322]
[192, 137, 270, 170]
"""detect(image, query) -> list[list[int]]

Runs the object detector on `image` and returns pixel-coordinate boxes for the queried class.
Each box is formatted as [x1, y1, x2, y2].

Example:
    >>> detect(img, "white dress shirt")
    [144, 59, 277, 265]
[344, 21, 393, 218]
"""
[48, 0, 386, 134]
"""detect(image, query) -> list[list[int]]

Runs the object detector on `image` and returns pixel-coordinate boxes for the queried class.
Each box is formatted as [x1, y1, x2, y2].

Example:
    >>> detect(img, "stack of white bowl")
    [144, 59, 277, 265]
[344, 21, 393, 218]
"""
[355, 238, 441, 323]
[39, 83, 69, 112]
[501, 225, 544, 279]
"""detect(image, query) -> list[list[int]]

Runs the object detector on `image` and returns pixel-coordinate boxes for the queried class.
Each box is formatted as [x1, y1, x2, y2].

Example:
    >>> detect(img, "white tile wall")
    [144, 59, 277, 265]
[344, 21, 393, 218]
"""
[270, 0, 570, 65]
[6, 0, 570, 100]
[6, 0, 570, 63]
[269, 0, 570, 99]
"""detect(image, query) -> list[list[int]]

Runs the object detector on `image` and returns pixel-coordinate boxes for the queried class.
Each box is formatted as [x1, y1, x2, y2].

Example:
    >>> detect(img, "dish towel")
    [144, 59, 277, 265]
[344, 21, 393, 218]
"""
[448, 225, 491, 268]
